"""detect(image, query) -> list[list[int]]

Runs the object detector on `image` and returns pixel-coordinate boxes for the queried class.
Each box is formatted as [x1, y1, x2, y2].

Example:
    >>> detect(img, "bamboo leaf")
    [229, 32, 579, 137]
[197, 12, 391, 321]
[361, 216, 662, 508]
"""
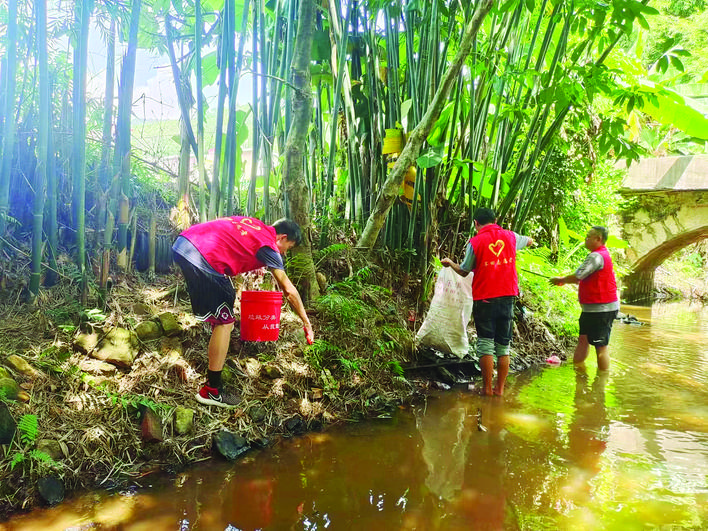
[606, 235, 628, 249]
[635, 13, 649, 30]
[472, 166, 496, 200]
[426, 102, 455, 147]
[417, 146, 445, 168]
[558, 217, 569, 249]
[201, 51, 219, 86]
[669, 55, 684, 73]
[312, 30, 331, 62]
[640, 82, 708, 140]
[202, 0, 225, 10]
[401, 99, 413, 124]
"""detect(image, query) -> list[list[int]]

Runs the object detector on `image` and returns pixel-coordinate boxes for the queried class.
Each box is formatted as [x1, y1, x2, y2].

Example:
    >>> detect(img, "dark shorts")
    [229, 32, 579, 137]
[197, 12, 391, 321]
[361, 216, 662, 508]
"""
[473, 296, 515, 346]
[173, 252, 236, 326]
[579, 310, 618, 347]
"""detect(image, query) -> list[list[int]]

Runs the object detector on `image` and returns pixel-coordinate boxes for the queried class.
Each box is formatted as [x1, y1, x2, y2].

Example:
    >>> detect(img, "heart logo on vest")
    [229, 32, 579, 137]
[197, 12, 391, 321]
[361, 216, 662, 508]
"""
[489, 240, 505, 257]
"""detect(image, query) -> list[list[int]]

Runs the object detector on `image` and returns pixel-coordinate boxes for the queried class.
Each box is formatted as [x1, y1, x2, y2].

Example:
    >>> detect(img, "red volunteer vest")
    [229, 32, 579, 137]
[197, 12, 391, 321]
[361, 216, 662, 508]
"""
[470, 224, 519, 301]
[578, 246, 618, 304]
[180, 216, 280, 276]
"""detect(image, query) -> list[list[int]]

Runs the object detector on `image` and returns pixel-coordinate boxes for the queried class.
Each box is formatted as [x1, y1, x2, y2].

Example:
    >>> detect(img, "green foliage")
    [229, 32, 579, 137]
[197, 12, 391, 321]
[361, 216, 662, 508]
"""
[661, 241, 708, 278]
[517, 247, 583, 338]
[387, 360, 405, 377]
[523, 147, 625, 247]
[16, 414, 38, 446]
[665, 0, 706, 18]
[10, 450, 55, 472]
[313, 244, 348, 267]
[9, 414, 57, 473]
[309, 267, 413, 382]
[104, 389, 165, 417]
[641, 0, 708, 80]
[80, 308, 108, 323]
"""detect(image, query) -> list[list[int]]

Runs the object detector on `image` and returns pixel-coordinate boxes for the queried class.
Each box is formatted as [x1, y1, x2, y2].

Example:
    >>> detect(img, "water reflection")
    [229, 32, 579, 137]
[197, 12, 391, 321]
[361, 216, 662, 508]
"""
[415, 400, 471, 501]
[560, 368, 609, 526]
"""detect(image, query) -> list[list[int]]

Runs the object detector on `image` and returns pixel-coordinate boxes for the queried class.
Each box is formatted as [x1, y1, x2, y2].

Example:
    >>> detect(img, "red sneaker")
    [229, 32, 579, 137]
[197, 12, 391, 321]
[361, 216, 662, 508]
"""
[195, 385, 241, 407]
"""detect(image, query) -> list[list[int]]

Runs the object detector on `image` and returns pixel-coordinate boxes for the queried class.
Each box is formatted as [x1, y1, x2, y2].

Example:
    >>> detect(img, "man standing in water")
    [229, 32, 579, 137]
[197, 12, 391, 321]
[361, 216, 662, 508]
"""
[172, 216, 315, 407]
[442, 208, 533, 396]
[549, 226, 619, 371]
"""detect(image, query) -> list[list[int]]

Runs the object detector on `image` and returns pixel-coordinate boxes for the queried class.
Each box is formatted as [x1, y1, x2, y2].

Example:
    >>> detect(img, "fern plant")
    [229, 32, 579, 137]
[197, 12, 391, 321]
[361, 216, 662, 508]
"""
[9, 414, 57, 472]
[17, 414, 38, 445]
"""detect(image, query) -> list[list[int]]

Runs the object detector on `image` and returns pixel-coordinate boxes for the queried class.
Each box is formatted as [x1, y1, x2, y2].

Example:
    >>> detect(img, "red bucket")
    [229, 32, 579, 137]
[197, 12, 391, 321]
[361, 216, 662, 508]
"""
[240, 291, 283, 341]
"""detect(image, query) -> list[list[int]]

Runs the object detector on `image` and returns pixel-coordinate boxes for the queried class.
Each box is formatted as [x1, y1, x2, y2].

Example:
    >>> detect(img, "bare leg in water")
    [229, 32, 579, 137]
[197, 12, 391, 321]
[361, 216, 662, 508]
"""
[480, 355, 495, 396]
[494, 355, 509, 396]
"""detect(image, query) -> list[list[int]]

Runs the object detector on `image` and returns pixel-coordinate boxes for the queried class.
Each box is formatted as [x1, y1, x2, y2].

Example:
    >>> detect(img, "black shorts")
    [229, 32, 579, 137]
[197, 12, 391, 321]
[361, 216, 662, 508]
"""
[473, 296, 515, 346]
[173, 252, 236, 326]
[579, 310, 618, 347]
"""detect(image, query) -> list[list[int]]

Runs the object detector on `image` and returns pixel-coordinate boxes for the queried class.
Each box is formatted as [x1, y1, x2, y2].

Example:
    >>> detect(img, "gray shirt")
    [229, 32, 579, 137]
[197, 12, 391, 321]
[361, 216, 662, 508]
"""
[575, 251, 620, 313]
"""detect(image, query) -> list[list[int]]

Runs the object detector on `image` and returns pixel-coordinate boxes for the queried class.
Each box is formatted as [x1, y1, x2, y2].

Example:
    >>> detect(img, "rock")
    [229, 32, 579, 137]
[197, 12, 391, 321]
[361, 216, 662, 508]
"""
[174, 407, 194, 435]
[263, 365, 282, 379]
[0, 378, 20, 400]
[133, 303, 152, 316]
[36, 439, 64, 461]
[213, 430, 250, 460]
[5, 355, 41, 378]
[92, 328, 139, 368]
[158, 312, 182, 337]
[249, 406, 267, 423]
[161, 337, 184, 357]
[283, 416, 306, 435]
[73, 331, 99, 355]
[308, 418, 324, 432]
[251, 437, 272, 449]
[140, 408, 164, 443]
[136, 321, 163, 341]
[78, 359, 117, 376]
[37, 476, 64, 506]
[0, 403, 16, 444]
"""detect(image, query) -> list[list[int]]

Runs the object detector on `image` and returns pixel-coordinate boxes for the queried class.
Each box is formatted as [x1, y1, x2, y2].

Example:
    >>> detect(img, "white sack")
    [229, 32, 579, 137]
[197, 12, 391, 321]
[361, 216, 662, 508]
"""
[415, 267, 474, 358]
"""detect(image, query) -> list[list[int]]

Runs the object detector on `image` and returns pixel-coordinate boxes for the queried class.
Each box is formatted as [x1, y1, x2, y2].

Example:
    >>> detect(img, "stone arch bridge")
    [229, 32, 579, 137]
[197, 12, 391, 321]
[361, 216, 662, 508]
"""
[620, 155, 708, 302]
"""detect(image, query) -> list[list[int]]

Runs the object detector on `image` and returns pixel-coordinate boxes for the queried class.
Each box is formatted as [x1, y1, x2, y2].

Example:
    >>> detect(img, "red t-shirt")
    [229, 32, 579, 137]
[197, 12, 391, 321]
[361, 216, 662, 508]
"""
[179, 216, 280, 276]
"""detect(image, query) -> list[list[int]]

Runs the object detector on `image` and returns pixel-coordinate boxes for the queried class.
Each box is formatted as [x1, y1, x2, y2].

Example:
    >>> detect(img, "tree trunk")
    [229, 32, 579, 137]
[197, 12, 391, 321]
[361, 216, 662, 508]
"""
[283, 0, 319, 302]
[356, 0, 494, 249]
[72, 0, 93, 293]
[99, 18, 116, 289]
[195, 0, 207, 222]
[209, 0, 232, 219]
[0, 0, 18, 245]
[114, 0, 142, 270]
[45, 85, 59, 287]
[30, 0, 49, 298]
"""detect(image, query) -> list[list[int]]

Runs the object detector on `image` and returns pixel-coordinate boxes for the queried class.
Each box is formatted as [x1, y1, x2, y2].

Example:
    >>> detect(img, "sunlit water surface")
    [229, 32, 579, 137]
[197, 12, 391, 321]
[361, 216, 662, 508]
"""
[3, 302, 708, 530]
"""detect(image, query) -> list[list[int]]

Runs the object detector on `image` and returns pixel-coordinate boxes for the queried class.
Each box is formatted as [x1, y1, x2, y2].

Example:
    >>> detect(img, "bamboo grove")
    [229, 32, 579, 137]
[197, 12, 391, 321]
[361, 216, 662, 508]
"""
[0, 0, 679, 301]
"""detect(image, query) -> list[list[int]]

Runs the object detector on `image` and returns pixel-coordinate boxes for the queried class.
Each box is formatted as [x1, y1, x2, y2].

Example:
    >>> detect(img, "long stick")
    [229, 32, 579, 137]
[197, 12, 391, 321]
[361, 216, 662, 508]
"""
[519, 268, 550, 279]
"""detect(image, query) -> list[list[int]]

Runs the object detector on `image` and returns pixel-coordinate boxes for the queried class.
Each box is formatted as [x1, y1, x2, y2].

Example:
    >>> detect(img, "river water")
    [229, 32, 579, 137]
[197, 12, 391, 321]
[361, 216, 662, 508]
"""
[3, 302, 708, 530]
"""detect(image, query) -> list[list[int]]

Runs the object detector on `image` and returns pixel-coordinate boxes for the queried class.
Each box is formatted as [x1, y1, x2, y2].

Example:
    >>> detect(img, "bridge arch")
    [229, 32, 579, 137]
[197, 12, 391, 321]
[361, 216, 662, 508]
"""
[619, 155, 708, 302]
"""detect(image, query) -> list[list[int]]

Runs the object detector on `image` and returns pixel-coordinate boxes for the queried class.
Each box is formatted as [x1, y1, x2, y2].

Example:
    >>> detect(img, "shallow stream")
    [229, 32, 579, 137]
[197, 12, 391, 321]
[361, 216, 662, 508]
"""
[3, 302, 708, 530]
